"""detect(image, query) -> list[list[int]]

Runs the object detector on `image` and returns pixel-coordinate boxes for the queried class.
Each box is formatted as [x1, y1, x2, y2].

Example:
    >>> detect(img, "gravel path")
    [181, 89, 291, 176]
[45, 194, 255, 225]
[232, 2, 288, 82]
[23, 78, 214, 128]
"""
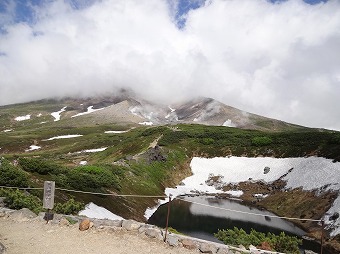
[0, 217, 198, 254]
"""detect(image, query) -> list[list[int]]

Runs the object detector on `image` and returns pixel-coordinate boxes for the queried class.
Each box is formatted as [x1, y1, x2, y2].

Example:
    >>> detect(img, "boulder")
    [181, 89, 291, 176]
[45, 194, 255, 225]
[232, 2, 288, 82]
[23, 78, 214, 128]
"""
[79, 218, 91, 231]
[92, 219, 123, 228]
[122, 220, 141, 231]
[166, 235, 179, 247]
[263, 167, 270, 174]
[199, 242, 217, 253]
[181, 239, 197, 250]
[145, 228, 163, 241]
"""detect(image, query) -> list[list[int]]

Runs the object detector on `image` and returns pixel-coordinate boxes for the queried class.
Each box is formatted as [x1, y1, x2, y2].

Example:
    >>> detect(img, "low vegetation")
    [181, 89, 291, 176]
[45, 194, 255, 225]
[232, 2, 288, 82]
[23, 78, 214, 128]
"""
[215, 227, 302, 254]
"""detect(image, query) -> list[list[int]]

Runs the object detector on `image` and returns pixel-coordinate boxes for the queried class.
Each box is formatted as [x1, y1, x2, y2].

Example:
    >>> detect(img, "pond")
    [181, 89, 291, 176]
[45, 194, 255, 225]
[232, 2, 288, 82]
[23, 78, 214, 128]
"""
[148, 196, 325, 253]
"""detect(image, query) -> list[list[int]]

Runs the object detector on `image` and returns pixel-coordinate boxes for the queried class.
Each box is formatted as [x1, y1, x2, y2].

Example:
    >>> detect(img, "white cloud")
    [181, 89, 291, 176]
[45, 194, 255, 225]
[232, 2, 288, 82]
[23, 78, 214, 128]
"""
[0, 0, 340, 130]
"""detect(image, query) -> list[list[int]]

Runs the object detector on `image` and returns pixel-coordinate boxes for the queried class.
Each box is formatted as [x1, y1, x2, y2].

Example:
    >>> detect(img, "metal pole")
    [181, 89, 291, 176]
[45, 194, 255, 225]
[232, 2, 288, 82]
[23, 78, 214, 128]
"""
[320, 220, 324, 254]
[164, 195, 172, 242]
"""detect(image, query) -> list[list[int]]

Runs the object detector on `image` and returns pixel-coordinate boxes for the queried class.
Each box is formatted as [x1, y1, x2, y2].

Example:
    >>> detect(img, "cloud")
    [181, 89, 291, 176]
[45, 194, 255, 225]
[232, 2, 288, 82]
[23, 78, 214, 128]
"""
[0, 0, 340, 130]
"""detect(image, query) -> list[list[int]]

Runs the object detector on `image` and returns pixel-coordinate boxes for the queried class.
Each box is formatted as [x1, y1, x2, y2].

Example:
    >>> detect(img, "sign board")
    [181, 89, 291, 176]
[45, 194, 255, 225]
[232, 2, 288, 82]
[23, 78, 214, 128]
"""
[43, 181, 55, 209]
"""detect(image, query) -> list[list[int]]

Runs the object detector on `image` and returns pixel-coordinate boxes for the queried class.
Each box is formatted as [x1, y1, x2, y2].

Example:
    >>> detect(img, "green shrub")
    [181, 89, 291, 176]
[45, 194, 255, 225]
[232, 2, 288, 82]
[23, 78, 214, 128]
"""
[214, 227, 301, 254]
[18, 157, 65, 175]
[251, 136, 273, 146]
[53, 198, 85, 215]
[0, 188, 42, 214]
[0, 159, 29, 187]
[54, 165, 121, 191]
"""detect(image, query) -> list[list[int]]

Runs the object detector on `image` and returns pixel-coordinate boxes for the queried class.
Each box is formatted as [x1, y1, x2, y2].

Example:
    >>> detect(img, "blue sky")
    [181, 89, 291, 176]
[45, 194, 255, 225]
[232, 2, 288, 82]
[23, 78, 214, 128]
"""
[0, 0, 339, 131]
[0, 0, 329, 28]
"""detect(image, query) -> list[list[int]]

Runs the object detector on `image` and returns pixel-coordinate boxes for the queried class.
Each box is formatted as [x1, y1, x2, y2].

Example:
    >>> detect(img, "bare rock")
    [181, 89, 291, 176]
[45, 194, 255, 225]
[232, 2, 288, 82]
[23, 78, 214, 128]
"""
[199, 242, 217, 253]
[9, 208, 37, 221]
[92, 219, 123, 228]
[122, 220, 141, 231]
[166, 235, 179, 247]
[145, 228, 163, 241]
[181, 239, 197, 250]
[216, 247, 230, 254]
[79, 218, 91, 231]
[263, 166, 270, 174]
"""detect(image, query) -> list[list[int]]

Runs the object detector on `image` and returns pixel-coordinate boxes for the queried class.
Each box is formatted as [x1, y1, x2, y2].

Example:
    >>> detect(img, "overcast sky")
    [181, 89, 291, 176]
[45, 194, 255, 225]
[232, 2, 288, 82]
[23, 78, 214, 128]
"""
[0, 0, 339, 130]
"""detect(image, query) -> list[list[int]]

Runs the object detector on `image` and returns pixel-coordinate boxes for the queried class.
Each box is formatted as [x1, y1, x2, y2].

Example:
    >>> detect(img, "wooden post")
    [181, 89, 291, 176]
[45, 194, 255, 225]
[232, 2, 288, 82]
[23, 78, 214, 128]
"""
[164, 195, 172, 243]
[320, 220, 324, 254]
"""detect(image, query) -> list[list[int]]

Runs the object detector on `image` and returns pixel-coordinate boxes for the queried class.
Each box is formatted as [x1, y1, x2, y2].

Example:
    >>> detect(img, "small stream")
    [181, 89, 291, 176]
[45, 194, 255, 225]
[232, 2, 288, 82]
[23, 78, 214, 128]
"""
[148, 196, 326, 253]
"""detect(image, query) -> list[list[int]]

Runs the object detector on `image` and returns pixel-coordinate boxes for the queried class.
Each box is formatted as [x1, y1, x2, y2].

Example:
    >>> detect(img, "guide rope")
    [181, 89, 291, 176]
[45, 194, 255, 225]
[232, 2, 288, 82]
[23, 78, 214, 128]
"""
[0, 185, 323, 222]
[175, 197, 322, 222]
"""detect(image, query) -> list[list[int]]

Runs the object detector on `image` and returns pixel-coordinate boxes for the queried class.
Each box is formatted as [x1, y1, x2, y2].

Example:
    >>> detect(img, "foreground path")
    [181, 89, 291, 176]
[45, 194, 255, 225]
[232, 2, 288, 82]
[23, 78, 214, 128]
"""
[0, 217, 198, 254]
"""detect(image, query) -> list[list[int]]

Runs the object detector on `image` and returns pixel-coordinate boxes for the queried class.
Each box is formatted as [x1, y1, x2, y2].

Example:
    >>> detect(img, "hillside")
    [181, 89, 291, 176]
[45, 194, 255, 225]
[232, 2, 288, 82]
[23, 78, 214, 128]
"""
[1, 95, 340, 252]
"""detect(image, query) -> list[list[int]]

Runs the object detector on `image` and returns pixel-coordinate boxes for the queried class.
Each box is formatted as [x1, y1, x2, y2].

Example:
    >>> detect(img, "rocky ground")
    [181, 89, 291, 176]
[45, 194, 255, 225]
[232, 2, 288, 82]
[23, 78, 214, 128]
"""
[0, 207, 273, 254]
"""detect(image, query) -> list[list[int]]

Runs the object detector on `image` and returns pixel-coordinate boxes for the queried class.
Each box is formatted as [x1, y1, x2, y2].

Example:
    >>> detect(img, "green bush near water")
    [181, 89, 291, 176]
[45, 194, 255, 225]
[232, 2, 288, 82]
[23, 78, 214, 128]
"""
[214, 227, 302, 254]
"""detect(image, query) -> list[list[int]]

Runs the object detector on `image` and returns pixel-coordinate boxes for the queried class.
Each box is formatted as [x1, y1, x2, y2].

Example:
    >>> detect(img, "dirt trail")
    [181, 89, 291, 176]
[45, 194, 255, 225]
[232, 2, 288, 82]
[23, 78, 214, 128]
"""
[0, 217, 197, 254]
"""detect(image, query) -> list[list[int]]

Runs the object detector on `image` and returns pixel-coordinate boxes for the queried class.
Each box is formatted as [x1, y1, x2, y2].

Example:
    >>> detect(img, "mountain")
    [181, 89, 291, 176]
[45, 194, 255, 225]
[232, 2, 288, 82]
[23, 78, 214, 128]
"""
[1, 92, 340, 253]
[0, 92, 304, 131]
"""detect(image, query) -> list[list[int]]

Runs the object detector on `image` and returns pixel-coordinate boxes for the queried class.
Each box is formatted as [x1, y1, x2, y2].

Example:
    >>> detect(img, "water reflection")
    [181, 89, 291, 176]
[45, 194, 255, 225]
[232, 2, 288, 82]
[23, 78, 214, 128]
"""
[148, 196, 305, 243]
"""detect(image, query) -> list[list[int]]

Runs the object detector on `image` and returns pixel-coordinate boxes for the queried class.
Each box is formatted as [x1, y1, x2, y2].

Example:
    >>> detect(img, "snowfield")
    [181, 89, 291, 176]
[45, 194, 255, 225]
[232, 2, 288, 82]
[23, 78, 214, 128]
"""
[51, 106, 67, 121]
[43, 134, 83, 141]
[15, 115, 31, 121]
[145, 156, 340, 236]
[77, 147, 108, 153]
[79, 202, 124, 220]
[104, 130, 129, 134]
[71, 106, 105, 118]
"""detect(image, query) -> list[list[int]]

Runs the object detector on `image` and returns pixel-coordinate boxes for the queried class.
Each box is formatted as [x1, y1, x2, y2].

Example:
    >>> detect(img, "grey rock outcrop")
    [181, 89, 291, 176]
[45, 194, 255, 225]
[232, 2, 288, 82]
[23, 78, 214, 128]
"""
[8, 208, 37, 221]
[199, 242, 218, 253]
[122, 219, 141, 231]
[181, 239, 197, 250]
[166, 235, 180, 247]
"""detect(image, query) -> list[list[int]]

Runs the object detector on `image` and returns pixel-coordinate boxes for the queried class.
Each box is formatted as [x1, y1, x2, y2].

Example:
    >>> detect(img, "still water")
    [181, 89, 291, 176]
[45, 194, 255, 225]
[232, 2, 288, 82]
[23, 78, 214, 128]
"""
[148, 196, 324, 253]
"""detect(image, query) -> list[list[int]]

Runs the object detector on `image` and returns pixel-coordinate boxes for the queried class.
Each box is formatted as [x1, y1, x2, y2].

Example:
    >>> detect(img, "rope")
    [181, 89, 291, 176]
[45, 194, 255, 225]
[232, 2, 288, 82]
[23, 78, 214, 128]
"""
[0, 185, 44, 190]
[175, 197, 322, 222]
[55, 187, 167, 198]
[0, 185, 322, 222]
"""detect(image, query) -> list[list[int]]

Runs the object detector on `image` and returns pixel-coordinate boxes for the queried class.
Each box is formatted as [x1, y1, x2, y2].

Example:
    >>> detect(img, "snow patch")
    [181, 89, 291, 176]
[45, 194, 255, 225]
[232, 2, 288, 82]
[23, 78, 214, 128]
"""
[77, 147, 108, 153]
[71, 106, 105, 118]
[79, 202, 124, 220]
[139, 121, 153, 126]
[3, 129, 13, 132]
[105, 130, 129, 134]
[15, 115, 31, 121]
[25, 145, 41, 152]
[225, 190, 244, 197]
[222, 119, 236, 127]
[79, 161, 87, 165]
[44, 134, 83, 141]
[51, 106, 67, 121]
